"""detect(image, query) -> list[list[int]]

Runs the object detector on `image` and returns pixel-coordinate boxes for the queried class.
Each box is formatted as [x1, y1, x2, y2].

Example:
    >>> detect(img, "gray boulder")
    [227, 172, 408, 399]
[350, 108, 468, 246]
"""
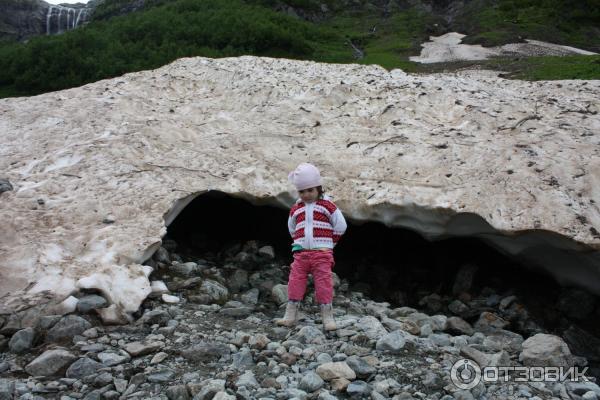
[299, 371, 325, 392]
[46, 315, 91, 343]
[8, 327, 35, 353]
[0, 179, 13, 194]
[66, 357, 103, 379]
[376, 331, 406, 354]
[519, 333, 574, 368]
[25, 348, 77, 377]
[76, 295, 108, 313]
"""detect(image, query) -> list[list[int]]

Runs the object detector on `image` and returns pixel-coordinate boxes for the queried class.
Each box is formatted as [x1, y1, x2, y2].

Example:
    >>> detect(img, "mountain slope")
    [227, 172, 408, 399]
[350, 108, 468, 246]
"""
[0, 0, 598, 98]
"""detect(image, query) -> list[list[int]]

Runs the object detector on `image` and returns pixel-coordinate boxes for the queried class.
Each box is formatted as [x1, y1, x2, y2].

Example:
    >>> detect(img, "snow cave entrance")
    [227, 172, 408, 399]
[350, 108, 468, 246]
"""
[163, 190, 600, 377]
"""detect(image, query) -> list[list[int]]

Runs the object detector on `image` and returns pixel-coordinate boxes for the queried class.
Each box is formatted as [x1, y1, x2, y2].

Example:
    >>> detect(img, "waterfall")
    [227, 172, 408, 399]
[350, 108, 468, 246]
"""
[57, 8, 63, 33]
[75, 9, 84, 28]
[46, 5, 91, 35]
[46, 6, 54, 35]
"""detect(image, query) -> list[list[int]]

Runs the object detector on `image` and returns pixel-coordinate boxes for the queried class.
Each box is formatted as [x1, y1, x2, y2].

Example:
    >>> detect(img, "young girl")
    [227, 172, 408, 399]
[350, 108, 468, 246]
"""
[276, 162, 347, 331]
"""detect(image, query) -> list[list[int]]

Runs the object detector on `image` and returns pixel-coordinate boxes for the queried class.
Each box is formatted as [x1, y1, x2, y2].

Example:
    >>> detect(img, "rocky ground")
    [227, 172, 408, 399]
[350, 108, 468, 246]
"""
[1, 238, 600, 400]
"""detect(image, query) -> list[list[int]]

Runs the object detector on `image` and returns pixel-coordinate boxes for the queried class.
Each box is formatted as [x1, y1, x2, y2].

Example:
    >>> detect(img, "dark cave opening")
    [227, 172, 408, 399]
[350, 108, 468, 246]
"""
[164, 190, 600, 377]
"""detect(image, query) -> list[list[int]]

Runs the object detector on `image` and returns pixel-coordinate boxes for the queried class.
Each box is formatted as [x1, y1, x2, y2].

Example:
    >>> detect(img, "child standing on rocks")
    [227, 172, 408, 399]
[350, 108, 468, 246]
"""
[276, 162, 347, 331]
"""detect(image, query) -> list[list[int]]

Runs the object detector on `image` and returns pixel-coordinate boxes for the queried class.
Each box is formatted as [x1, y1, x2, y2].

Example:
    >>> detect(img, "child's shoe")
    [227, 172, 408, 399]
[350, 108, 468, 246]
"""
[320, 303, 337, 331]
[276, 301, 299, 327]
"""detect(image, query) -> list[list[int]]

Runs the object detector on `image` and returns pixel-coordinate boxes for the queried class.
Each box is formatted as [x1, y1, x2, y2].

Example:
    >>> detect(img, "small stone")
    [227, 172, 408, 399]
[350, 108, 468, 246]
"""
[283, 388, 308, 399]
[376, 331, 406, 353]
[280, 352, 297, 366]
[65, 357, 103, 379]
[8, 327, 35, 353]
[97, 351, 131, 366]
[96, 304, 130, 325]
[147, 368, 176, 383]
[293, 326, 326, 344]
[124, 341, 164, 357]
[316, 353, 333, 364]
[0, 362, 9, 374]
[429, 333, 452, 347]
[316, 362, 356, 381]
[194, 379, 225, 400]
[236, 371, 259, 388]
[261, 377, 280, 389]
[138, 309, 171, 326]
[483, 329, 524, 353]
[454, 389, 476, 400]
[355, 316, 388, 340]
[46, 315, 91, 343]
[422, 371, 444, 391]
[166, 384, 190, 400]
[170, 261, 198, 277]
[582, 392, 599, 400]
[82, 327, 99, 338]
[249, 334, 270, 350]
[94, 371, 114, 386]
[448, 300, 470, 315]
[318, 391, 338, 400]
[151, 352, 168, 364]
[37, 315, 62, 330]
[113, 378, 127, 393]
[76, 295, 108, 313]
[25, 349, 77, 377]
[298, 371, 324, 392]
[519, 333, 574, 368]
[213, 392, 235, 400]
[0, 379, 15, 400]
[345, 355, 376, 379]
[258, 246, 275, 258]
[181, 342, 230, 362]
[0, 178, 13, 194]
[153, 247, 171, 263]
[346, 380, 370, 397]
[197, 280, 229, 304]
[231, 348, 255, 370]
[102, 390, 120, 400]
[240, 288, 260, 305]
[162, 294, 180, 304]
[445, 316, 474, 336]
[151, 280, 169, 296]
[473, 312, 509, 333]
[331, 377, 351, 391]
[271, 284, 288, 305]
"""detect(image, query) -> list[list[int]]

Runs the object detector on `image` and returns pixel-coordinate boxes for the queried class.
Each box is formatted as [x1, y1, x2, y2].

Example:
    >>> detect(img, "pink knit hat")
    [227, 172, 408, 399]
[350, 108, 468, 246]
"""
[288, 162, 322, 191]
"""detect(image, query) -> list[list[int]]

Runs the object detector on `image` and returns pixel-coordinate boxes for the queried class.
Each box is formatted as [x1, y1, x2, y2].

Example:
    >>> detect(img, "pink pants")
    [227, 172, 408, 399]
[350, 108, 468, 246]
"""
[287, 250, 335, 304]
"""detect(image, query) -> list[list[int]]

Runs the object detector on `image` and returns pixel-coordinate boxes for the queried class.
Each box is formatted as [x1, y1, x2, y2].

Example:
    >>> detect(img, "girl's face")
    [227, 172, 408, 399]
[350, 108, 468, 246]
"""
[299, 187, 318, 203]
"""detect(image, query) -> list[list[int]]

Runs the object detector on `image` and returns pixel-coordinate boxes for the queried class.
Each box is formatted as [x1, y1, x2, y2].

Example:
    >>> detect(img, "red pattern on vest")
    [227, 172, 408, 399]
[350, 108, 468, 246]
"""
[317, 199, 337, 214]
[293, 227, 305, 240]
[289, 198, 343, 247]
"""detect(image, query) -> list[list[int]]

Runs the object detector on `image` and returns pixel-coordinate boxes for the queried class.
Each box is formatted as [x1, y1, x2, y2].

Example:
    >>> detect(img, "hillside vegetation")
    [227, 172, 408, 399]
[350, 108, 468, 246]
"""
[0, 0, 598, 98]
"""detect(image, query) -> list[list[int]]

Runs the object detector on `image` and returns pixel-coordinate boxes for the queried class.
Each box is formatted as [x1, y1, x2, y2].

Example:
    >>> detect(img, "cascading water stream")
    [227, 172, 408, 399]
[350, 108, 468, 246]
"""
[46, 6, 52, 35]
[46, 5, 91, 35]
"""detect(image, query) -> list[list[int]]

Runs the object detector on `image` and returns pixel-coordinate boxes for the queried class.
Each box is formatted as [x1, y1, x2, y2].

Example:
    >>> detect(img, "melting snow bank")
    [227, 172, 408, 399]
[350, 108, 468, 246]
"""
[0, 55, 599, 322]
[410, 32, 597, 64]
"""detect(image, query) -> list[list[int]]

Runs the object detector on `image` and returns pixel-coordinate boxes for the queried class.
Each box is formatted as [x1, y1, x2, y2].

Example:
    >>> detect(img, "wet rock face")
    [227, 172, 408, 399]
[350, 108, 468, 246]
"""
[2, 236, 600, 399]
[0, 0, 47, 41]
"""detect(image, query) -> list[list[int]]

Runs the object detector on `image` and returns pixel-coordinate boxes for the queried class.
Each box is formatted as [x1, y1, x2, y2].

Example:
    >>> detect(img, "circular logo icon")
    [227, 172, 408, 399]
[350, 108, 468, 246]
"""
[450, 359, 481, 390]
